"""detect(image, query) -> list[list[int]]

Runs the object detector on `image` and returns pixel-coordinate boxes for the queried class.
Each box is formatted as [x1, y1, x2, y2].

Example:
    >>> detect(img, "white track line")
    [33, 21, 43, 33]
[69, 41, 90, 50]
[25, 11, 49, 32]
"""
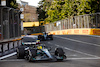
[0, 52, 17, 60]
[66, 55, 77, 57]
[0, 47, 29, 60]
[54, 36, 100, 47]
[67, 57, 100, 60]
[1, 58, 100, 61]
[48, 42, 100, 58]
[0, 59, 25, 62]
[85, 35, 100, 38]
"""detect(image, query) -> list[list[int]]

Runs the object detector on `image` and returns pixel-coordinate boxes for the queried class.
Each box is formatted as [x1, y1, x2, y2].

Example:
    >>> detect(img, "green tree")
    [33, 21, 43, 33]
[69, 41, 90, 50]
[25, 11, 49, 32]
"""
[45, 0, 66, 22]
[38, 0, 100, 23]
[37, 7, 46, 21]
[38, 0, 52, 23]
[7, 0, 18, 9]
[90, 0, 100, 13]
[11, 0, 18, 9]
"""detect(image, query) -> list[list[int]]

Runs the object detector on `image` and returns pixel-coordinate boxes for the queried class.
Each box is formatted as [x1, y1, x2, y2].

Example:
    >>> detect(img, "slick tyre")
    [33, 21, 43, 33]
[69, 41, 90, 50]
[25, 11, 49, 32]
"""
[55, 48, 64, 61]
[55, 48, 64, 56]
[17, 46, 25, 59]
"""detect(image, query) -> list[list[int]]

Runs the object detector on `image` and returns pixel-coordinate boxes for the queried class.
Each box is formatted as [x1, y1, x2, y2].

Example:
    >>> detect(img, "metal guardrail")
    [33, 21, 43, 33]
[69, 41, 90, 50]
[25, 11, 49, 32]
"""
[45, 13, 100, 32]
[0, 37, 22, 57]
[0, 6, 22, 57]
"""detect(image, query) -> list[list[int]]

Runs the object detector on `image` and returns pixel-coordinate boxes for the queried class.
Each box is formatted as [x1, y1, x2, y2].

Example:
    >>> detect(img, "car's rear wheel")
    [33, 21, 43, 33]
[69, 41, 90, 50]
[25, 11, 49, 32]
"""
[17, 46, 25, 59]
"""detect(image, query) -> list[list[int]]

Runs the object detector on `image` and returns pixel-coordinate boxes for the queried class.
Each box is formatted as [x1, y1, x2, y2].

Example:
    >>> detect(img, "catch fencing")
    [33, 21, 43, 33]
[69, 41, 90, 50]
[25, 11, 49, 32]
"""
[0, 6, 21, 40]
[45, 13, 100, 32]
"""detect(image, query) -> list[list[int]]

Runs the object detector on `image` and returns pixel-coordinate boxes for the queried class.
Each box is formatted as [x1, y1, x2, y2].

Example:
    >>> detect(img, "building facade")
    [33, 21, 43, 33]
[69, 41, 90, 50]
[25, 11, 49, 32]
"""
[18, 1, 38, 22]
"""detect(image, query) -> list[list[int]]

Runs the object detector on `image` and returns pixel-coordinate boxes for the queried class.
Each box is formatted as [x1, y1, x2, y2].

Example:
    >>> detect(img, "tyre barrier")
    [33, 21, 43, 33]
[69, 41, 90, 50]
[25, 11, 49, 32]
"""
[0, 38, 22, 57]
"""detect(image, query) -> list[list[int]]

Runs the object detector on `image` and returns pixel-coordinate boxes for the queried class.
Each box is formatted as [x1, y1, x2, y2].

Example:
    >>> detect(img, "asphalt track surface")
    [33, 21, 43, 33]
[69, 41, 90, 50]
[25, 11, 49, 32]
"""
[1, 35, 100, 67]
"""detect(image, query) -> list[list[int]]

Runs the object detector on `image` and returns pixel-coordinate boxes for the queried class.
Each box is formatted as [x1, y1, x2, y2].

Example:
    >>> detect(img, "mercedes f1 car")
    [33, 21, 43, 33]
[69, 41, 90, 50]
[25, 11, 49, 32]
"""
[17, 44, 66, 62]
[38, 32, 53, 41]
[17, 35, 66, 62]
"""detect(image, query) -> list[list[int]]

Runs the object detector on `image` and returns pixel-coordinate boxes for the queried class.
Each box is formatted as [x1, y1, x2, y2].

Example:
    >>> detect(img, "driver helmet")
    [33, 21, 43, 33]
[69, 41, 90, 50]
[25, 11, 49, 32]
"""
[37, 46, 42, 49]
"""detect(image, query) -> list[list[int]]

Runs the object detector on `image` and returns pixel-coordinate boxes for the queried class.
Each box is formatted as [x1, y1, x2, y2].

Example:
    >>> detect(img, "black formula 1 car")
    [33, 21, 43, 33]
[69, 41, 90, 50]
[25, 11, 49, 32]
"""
[38, 32, 53, 41]
[17, 44, 66, 62]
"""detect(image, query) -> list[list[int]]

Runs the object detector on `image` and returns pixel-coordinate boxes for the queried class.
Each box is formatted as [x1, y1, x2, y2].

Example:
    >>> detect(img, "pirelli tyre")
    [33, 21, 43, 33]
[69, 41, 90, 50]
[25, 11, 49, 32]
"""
[55, 48, 65, 61]
[17, 46, 25, 59]
[55, 48, 64, 56]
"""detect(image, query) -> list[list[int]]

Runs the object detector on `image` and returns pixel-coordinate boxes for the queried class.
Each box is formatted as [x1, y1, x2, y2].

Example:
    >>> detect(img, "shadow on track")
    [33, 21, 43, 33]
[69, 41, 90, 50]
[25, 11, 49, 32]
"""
[27, 60, 71, 63]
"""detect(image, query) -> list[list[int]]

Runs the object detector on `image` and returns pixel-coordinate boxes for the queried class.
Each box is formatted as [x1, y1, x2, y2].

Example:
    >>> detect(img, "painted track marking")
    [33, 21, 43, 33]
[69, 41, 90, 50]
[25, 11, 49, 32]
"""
[54, 36, 100, 47]
[0, 52, 17, 60]
[1, 58, 100, 62]
[67, 57, 100, 60]
[0, 47, 29, 60]
[48, 42, 100, 58]
[0, 59, 25, 62]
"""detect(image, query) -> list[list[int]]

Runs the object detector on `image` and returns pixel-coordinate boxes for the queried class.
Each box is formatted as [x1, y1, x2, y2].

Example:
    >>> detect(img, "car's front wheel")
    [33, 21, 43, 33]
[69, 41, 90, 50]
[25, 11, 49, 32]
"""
[17, 46, 25, 59]
[55, 48, 65, 61]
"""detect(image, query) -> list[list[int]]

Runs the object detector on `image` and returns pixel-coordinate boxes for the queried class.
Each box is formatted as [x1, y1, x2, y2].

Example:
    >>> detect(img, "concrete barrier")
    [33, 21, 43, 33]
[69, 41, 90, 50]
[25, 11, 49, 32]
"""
[90, 29, 100, 35]
[49, 28, 100, 35]
[0, 37, 22, 57]
[22, 28, 100, 36]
